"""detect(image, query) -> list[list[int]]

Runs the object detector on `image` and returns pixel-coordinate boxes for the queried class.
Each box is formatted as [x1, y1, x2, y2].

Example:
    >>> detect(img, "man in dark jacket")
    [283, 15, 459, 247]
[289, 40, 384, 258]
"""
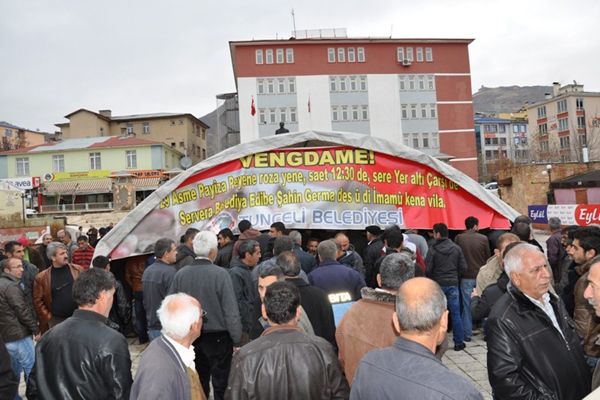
[229, 240, 260, 343]
[0, 337, 17, 400]
[309, 240, 366, 302]
[350, 278, 482, 399]
[215, 228, 234, 268]
[143, 238, 178, 341]
[225, 281, 349, 399]
[4, 241, 38, 309]
[335, 233, 365, 278]
[169, 231, 242, 400]
[92, 256, 131, 334]
[289, 230, 316, 274]
[28, 268, 132, 399]
[546, 217, 565, 281]
[175, 228, 199, 270]
[455, 216, 490, 341]
[0, 258, 39, 390]
[363, 225, 384, 285]
[487, 243, 591, 400]
[277, 251, 337, 348]
[426, 223, 468, 351]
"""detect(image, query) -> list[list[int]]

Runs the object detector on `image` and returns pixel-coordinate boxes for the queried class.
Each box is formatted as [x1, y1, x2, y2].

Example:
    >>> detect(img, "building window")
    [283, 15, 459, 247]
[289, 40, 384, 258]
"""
[406, 47, 414, 62]
[361, 105, 369, 120]
[560, 136, 570, 149]
[401, 105, 408, 119]
[288, 78, 296, 93]
[576, 97, 584, 110]
[126, 122, 133, 134]
[290, 107, 296, 122]
[412, 133, 419, 148]
[330, 77, 337, 92]
[347, 48, 355, 62]
[416, 47, 423, 62]
[397, 47, 405, 62]
[5, 129, 12, 137]
[418, 75, 425, 90]
[421, 104, 427, 118]
[427, 75, 435, 90]
[408, 76, 415, 90]
[403, 133, 410, 146]
[328, 48, 335, 63]
[399, 76, 406, 90]
[577, 116, 586, 129]
[337, 48, 345, 63]
[278, 79, 285, 93]
[179, 141, 185, 149]
[339, 77, 347, 91]
[279, 108, 286, 123]
[579, 134, 587, 146]
[202, 149, 206, 159]
[332, 107, 339, 121]
[352, 106, 359, 121]
[259, 109, 266, 124]
[286, 48, 294, 63]
[269, 109, 276, 123]
[179, 119, 183, 125]
[170, 142, 175, 148]
[537, 106, 546, 118]
[267, 79, 274, 94]
[142, 122, 150, 134]
[16, 157, 29, 176]
[422, 133, 429, 148]
[126, 150, 137, 168]
[357, 47, 365, 62]
[265, 49, 273, 64]
[410, 105, 417, 119]
[276, 49, 284, 64]
[349, 76, 357, 91]
[359, 76, 367, 91]
[257, 79, 264, 94]
[425, 47, 433, 62]
[89, 152, 101, 170]
[429, 104, 436, 118]
[341, 107, 348, 121]
[540, 140, 549, 152]
[538, 123, 548, 135]
[558, 118, 569, 132]
[557, 99, 567, 113]
[52, 155, 65, 172]
[431, 132, 439, 148]
[498, 124, 506, 133]
[256, 50, 264, 64]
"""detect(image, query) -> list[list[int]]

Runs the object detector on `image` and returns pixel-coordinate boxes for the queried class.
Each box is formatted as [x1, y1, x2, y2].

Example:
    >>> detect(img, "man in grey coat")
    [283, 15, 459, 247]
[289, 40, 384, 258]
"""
[350, 277, 482, 400]
[131, 293, 206, 400]
[169, 231, 242, 400]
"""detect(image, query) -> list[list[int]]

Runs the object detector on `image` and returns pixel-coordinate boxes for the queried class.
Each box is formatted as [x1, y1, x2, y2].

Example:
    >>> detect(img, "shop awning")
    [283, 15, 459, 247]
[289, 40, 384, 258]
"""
[133, 178, 161, 191]
[43, 179, 113, 195]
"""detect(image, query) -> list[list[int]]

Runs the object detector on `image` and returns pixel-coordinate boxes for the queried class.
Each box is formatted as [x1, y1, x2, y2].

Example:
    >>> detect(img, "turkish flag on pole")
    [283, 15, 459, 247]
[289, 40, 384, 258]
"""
[250, 96, 256, 116]
[308, 96, 311, 113]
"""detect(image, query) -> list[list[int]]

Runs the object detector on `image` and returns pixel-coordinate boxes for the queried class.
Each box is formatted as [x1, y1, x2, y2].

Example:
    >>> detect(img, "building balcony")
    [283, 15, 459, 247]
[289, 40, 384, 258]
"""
[40, 202, 113, 214]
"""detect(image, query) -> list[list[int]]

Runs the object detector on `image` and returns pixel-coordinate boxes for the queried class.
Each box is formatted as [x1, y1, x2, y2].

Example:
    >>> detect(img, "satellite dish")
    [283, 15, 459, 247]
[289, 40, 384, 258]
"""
[180, 156, 192, 169]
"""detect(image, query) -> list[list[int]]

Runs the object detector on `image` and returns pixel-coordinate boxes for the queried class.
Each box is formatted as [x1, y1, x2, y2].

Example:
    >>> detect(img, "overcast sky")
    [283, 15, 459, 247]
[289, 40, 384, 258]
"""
[1, 0, 598, 133]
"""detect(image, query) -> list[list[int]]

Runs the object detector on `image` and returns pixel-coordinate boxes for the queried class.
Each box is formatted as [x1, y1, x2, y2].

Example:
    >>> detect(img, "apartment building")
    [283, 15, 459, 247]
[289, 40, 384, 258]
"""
[1, 120, 48, 150]
[229, 32, 478, 179]
[55, 109, 209, 164]
[526, 82, 600, 163]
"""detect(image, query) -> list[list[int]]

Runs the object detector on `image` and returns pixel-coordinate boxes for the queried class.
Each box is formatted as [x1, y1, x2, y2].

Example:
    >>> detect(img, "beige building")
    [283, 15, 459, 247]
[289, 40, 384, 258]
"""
[55, 109, 209, 164]
[1, 121, 48, 151]
[526, 82, 600, 163]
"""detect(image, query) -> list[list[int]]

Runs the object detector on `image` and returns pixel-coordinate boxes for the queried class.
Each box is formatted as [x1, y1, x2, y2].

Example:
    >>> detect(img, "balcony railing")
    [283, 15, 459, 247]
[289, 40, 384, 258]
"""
[40, 202, 113, 213]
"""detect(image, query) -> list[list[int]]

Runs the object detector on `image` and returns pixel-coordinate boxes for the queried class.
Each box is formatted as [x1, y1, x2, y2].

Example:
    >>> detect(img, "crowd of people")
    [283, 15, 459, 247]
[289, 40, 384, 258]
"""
[0, 216, 599, 399]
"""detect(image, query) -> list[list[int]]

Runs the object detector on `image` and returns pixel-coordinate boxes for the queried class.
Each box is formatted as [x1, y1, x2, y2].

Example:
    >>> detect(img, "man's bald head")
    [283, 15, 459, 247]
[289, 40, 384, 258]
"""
[395, 277, 447, 333]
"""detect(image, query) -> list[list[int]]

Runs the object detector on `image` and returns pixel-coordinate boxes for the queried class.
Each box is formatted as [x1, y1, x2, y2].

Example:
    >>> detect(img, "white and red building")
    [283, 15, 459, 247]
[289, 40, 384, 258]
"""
[229, 35, 478, 178]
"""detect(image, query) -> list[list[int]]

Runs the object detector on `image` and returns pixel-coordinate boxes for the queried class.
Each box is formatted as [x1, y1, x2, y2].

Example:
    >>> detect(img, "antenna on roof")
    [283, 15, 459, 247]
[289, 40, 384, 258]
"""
[390, 24, 393, 38]
[291, 9, 297, 37]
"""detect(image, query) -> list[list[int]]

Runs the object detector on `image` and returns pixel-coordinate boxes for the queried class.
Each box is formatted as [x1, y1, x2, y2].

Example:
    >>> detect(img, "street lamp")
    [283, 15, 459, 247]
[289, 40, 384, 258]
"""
[546, 164, 553, 204]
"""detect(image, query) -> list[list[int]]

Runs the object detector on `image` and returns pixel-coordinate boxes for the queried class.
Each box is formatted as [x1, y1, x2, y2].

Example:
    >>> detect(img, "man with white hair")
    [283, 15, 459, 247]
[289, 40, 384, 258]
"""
[487, 243, 590, 400]
[131, 293, 207, 400]
[168, 231, 242, 400]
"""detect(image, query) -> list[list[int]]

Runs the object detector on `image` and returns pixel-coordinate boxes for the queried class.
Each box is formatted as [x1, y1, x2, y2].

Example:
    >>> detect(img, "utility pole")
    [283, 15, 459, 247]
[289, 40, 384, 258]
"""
[291, 9, 297, 36]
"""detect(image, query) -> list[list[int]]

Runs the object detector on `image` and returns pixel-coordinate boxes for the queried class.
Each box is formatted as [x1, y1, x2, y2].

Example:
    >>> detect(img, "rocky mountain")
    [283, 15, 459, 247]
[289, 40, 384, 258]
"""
[473, 85, 552, 115]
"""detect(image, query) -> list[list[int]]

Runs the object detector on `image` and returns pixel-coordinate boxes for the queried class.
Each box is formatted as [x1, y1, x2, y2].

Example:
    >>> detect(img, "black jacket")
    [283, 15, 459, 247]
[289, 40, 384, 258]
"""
[175, 244, 196, 270]
[0, 273, 38, 341]
[471, 271, 509, 321]
[108, 280, 132, 333]
[0, 337, 17, 399]
[425, 238, 467, 286]
[27, 309, 132, 399]
[215, 242, 234, 269]
[225, 326, 349, 400]
[487, 285, 591, 400]
[294, 245, 317, 274]
[229, 260, 257, 334]
[287, 277, 337, 349]
[364, 238, 384, 273]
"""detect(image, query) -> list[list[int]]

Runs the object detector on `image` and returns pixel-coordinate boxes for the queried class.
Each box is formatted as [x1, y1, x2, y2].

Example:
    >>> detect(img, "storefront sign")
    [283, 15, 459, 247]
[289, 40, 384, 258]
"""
[528, 204, 600, 226]
[43, 170, 111, 182]
[0, 177, 40, 190]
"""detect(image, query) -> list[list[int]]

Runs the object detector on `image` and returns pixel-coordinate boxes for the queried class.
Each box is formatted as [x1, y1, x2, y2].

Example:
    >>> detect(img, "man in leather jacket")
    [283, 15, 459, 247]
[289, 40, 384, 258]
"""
[487, 243, 591, 400]
[225, 281, 349, 399]
[27, 268, 132, 399]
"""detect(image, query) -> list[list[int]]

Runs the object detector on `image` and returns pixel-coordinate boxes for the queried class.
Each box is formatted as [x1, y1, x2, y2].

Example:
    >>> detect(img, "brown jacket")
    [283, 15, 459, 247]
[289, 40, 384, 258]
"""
[33, 264, 82, 330]
[336, 287, 447, 385]
[124, 256, 147, 292]
[574, 260, 600, 357]
[455, 230, 491, 280]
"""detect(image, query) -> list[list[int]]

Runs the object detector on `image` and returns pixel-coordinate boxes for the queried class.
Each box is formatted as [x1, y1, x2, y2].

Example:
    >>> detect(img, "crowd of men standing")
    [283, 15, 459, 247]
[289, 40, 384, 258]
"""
[1, 216, 600, 399]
